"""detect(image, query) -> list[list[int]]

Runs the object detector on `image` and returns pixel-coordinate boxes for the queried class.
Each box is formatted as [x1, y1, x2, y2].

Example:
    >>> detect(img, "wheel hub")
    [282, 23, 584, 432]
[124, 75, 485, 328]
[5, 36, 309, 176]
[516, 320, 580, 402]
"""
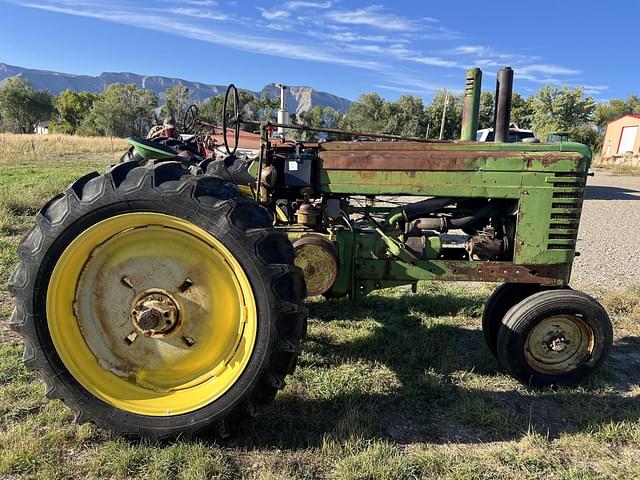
[131, 290, 179, 336]
[548, 334, 568, 352]
[524, 314, 595, 374]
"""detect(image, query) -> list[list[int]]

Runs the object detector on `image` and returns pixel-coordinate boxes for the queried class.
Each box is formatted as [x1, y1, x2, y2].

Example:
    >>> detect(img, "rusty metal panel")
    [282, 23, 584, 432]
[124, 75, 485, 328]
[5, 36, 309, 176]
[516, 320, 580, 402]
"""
[355, 259, 568, 286]
[320, 150, 584, 172]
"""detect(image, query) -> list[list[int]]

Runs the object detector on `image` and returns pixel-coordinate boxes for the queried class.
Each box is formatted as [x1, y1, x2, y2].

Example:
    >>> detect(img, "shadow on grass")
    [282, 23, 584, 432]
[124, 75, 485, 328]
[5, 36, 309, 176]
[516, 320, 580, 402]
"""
[227, 289, 640, 449]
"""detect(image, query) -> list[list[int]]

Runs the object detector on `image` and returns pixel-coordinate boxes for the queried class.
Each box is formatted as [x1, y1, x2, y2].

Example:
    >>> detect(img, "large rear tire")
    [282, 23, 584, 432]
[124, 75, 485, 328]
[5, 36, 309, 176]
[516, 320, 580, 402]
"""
[9, 161, 307, 441]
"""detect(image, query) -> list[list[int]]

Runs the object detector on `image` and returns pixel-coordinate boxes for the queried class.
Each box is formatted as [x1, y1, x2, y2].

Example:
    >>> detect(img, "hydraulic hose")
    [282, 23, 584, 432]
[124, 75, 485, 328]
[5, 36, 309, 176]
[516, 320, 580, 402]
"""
[407, 203, 498, 234]
[386, 197, 458, 228]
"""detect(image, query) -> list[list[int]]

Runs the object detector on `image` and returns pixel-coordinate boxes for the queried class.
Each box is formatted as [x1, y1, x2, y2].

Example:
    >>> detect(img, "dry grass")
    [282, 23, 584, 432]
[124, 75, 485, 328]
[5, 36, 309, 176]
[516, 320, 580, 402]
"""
[0, 134, 639, 479]
[601, 285, 640, 317]
[0, 134, 124, 236]
[0, 133, 127, 164]
[593, 163, 640, 177]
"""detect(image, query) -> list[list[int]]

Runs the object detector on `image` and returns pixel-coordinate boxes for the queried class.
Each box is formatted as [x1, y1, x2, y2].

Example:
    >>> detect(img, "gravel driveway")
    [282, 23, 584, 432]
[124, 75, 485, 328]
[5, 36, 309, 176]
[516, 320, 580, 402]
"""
[571, 170, 640, 291]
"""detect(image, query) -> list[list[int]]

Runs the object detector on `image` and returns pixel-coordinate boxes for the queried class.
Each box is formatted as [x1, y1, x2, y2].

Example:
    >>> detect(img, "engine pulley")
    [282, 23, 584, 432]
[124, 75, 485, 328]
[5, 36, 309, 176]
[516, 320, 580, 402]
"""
[293, 235, 338, 296]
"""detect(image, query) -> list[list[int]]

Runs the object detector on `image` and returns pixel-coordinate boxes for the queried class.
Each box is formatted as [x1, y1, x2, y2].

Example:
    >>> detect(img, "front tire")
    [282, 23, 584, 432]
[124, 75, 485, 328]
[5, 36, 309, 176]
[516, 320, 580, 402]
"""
[9, 161, 307, 441]
[482, 283, 544, 359]
[497, 290, 612, 387]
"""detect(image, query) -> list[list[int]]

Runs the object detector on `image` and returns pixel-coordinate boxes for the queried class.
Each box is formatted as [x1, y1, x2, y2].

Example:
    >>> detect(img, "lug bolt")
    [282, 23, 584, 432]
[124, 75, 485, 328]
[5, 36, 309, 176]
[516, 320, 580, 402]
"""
[125, 331, 138, 344]
[179, 278, 194, 292]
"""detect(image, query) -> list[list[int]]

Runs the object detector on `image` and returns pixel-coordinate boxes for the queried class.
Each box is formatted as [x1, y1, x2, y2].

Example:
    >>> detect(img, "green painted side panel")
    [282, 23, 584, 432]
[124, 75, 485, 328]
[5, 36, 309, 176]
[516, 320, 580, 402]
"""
[273, 140, 592, 297]
[326, 228, 355, 297]
[319, 141, 589, 270]
[512, 173, 585, 265]
[320, 170, 522, 197]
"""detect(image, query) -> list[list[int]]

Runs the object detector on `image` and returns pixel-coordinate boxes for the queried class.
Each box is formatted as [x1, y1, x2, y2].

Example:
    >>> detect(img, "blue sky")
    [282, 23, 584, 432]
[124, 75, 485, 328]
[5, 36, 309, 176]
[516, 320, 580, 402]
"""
[0, 0, 637, 102]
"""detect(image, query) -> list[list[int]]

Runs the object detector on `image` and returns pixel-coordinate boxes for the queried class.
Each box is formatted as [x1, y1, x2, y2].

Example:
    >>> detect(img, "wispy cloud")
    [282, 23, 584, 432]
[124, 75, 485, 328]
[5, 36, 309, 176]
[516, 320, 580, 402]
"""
[183, 0, 217, 5]
[257, 7, 290, 20]
[375, 84, 441, 95]
[326, 5, 424, 32]
[285, 0, 332, 9]
[8, 0, 596, 97]
[375, 71, 459, 95]
[17, 1, 381, 70]
[582, 84, 609, 95]
[410, 56, 464, 69]
[519, 64, 581, 76]
[168, 7, 228, 21]
[326, 31, 390, 42]
[452, 45, 490, 56]
[447, 44, 588, 85]
[343, 42, 466, 70]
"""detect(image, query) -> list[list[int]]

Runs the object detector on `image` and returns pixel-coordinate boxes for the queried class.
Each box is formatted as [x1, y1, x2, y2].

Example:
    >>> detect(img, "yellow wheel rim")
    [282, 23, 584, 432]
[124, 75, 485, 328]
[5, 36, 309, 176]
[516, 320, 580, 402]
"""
[46, 213, 257, 416]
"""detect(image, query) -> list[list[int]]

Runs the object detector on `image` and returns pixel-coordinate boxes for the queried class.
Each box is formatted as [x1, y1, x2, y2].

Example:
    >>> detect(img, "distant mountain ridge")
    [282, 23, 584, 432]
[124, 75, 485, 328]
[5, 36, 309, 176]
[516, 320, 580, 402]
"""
[0, 63, 352, 115]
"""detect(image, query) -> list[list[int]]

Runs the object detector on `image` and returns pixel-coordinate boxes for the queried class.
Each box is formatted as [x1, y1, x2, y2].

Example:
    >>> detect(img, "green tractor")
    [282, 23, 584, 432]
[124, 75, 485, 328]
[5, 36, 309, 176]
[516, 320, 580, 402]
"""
[9, 67, 612, 441]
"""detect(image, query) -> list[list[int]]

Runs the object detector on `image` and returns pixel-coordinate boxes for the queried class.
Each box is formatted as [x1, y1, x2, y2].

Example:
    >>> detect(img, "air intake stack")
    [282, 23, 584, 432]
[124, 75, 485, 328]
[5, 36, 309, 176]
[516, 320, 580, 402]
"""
[460, 68, 483, 141]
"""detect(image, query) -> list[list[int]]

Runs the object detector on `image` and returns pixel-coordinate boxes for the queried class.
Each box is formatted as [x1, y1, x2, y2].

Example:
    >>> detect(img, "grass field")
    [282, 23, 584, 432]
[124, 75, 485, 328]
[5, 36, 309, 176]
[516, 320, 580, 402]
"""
[593, 163, 640, 177]
[0, 134, 639, 479]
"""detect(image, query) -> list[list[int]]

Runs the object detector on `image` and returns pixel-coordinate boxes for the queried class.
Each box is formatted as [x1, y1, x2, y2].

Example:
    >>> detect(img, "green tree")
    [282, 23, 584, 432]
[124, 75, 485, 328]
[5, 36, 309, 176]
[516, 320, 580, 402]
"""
[199, 90, 258, 126]
[0, 78, 54, 133]
[477, 92, 532, 131]
[573, 124, 603, 152]
[341, 93, 391, 134]
[511, 93, 533, 130]
[253, 94, 279, 122]
[593, 95, 640, 128]
[386, 96, 427, 137]
[297, 106, 344, 140]
[529, 85, 596, 141]
[478, 91, 495, 130]
[161, 85, 193, 122]
[82, 83, 158, 137]
[132, 89, 159, 136]
[198, 91, 278, 132]
[298, 106, 325, 140]
[424, 90, 463, 140]
[51, 90, 97, 134]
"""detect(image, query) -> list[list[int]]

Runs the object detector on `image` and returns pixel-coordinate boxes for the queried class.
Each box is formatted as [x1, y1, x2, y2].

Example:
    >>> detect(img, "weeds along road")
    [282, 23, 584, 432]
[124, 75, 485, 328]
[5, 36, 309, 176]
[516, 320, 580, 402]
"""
[572, 170, 640, 291]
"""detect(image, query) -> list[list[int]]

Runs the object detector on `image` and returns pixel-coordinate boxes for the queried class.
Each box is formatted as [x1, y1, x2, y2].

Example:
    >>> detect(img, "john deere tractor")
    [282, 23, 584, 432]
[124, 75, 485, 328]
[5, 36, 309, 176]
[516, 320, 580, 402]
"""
[9, 67, 612, 441]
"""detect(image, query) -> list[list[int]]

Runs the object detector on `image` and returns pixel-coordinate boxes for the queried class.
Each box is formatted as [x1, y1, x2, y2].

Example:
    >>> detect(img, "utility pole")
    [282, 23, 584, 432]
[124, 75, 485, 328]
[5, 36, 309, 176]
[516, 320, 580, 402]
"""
[439, 90, 449, 140]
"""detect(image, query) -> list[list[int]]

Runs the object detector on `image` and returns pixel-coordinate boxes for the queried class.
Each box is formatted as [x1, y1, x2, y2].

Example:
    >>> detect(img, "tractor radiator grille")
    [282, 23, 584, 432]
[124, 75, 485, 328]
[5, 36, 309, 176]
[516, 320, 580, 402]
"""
[546, 173, 584, 251]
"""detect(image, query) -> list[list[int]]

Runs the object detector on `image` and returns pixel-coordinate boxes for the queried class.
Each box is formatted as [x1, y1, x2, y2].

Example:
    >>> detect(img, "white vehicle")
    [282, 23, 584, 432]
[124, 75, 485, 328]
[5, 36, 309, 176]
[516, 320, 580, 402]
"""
[476, 123, 536, 142]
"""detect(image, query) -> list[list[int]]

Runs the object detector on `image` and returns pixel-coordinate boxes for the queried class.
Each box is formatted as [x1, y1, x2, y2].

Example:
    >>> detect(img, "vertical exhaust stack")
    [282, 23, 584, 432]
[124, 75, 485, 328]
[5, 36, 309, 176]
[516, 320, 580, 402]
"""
[460, 68, 483, 141]
[494, 67, 514, 143]
[275, 83, 289, 137]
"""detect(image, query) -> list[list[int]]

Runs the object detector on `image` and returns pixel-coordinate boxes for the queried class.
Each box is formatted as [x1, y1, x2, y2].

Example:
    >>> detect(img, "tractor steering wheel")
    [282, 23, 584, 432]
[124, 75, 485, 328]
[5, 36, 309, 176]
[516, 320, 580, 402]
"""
[181, 104, 199, 134]
[222, 84, 240, 156]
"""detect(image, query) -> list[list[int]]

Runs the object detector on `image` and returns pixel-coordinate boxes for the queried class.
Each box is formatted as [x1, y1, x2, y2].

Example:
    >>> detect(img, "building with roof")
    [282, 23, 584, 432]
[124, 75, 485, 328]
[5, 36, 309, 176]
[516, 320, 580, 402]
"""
[34, 120, 49, 134]
[601, 114, 640, 158]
